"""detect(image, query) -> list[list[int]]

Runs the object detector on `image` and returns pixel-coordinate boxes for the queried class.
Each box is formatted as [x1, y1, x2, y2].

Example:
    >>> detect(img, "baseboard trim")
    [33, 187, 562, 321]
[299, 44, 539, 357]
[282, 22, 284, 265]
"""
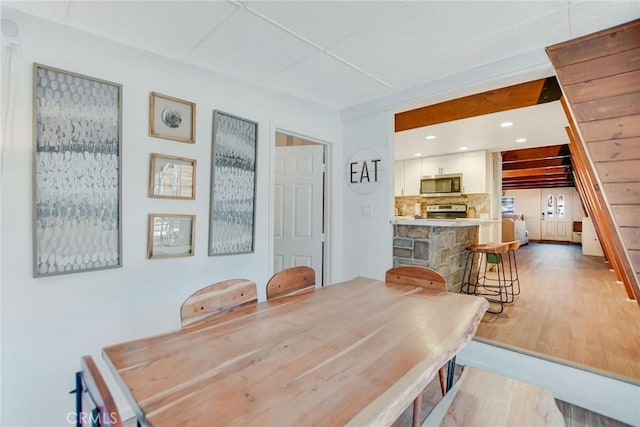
[458, 339, 640, 426]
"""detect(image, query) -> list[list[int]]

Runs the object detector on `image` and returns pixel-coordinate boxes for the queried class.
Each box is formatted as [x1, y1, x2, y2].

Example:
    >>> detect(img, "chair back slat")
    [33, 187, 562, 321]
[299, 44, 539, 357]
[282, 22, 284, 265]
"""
[79, 355, 123, 427]
[181, 279, 257, 327]
[266, 266, 316, 300]
[385, 266, 447, 291]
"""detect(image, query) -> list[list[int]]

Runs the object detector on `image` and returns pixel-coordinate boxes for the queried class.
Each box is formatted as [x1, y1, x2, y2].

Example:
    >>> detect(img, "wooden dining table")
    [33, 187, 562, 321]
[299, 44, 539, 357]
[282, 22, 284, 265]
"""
[103, 277, 488, 426]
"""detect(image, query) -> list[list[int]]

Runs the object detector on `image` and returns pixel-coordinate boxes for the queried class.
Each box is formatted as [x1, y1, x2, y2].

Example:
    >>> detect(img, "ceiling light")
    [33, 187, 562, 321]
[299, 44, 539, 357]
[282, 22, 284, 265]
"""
[459, 146, 469, 151]
[425, 135, 437, 140]
[413, 152, 422, 157]
[500, 122, 513, 128]
[515, 138, 527, 143]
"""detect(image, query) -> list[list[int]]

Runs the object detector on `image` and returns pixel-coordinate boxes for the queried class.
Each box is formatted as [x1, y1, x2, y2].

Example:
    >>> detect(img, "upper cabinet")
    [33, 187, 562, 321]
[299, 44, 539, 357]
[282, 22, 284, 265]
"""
[404, 158, 422, 196]
[394, 159, 405, 196]
[461, 150, 490, 194]
[395, 150, 491, 197]
[421, 154, 462, 176]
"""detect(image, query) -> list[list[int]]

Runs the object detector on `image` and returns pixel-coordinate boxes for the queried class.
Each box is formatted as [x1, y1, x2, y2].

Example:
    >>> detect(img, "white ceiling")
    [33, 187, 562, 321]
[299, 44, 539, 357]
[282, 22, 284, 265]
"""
[3, 1, 638, 158]
[4, 1, 638, 111]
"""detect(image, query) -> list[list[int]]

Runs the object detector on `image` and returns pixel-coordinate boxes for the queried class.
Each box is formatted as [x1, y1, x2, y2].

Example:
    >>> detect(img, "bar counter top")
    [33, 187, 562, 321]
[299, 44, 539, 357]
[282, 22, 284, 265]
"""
[390, 217, 500, 227]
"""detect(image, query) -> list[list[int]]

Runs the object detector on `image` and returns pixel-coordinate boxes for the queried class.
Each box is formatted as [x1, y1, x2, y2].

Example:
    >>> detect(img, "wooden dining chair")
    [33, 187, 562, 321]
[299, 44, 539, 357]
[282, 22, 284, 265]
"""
[385, 265, 448, 291]
[71, 355, 124, 427]
[385, 266, 450, 427]
[180, 279, 258, 327]
[266, 266, 316, 300]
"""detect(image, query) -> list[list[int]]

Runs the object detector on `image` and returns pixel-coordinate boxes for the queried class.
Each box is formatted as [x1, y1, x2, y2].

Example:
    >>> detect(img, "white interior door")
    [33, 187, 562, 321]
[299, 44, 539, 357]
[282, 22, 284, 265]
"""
[541, 189, 572, 241]
[274, 145, 324, 283]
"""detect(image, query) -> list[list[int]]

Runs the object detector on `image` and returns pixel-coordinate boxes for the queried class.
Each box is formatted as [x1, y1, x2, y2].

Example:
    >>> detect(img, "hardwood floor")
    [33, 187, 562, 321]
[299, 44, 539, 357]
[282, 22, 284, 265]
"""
[474, 242, 640, 383]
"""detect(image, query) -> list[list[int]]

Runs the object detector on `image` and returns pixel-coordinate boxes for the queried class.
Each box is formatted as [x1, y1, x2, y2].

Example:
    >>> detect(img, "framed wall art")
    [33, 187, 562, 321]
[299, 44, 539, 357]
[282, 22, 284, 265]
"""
[149, 153, 196, 199]
[149, 92, 195, 143]
[147, 214, 195, 259]
[208, 111, 258, 256]
[33, 63, 122, 277]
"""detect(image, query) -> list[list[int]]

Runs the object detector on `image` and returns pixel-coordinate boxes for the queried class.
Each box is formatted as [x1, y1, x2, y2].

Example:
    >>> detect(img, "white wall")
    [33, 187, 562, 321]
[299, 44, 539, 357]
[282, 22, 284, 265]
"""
[0, 8, 343, 426]
[504, 189, 542, 240]
[341, 111, 394, 280]
[504, 188, 586, 241]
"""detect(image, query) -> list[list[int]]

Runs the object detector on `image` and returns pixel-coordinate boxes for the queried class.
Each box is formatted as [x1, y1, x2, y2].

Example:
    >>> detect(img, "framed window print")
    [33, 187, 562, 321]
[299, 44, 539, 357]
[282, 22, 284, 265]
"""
[208, 111, 258, 256]
[149, 92, 195, 143]
[33, 64, 122, 277]
[147, 214, 195, 259]
[149, 153, 196, 199]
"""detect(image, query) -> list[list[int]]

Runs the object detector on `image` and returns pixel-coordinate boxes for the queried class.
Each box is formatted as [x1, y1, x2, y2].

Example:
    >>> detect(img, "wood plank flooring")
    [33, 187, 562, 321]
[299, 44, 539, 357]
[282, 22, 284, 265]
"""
[474, 242, 640, 383]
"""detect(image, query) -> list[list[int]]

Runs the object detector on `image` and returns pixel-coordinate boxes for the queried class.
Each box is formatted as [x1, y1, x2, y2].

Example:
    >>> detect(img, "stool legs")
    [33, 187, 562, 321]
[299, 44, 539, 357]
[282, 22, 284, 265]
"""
[461, 243, 516, 314]
[507, 248, 521, 296]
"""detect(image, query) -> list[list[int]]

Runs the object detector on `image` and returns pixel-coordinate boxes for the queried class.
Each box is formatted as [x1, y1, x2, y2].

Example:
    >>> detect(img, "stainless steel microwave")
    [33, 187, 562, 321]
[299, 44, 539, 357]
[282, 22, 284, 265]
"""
[420, 174, 462, 196]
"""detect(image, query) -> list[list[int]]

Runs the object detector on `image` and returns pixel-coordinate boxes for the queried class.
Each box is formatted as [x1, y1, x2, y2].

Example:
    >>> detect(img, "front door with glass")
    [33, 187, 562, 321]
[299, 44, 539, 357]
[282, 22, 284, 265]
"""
[541, 189, 572, 241]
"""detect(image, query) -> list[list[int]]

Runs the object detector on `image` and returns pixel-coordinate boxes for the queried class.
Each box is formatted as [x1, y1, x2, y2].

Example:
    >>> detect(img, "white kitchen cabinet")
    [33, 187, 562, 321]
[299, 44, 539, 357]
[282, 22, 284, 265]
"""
[461, 150, 490, 194]
[404, 158, 422, 196]
[421, 154, 462, 176]
[394, 160, 405, 196]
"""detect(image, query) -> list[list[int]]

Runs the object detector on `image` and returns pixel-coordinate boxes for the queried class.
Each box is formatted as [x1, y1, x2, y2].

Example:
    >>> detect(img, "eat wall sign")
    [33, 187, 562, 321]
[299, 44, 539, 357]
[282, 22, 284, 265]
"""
[347, 149, 385, 195]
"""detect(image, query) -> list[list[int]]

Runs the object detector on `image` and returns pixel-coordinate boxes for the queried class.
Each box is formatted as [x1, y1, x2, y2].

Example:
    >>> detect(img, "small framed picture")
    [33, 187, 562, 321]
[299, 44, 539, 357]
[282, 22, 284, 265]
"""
[148, 214, 195, 259]
[149, 92, 195, 143]
[149, 153, 196, 199]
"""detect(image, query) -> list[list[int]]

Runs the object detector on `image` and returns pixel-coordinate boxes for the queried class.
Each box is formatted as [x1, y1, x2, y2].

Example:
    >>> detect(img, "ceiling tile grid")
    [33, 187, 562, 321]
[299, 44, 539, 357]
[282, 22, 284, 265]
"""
[67, 1, 237, 59]
[3, 0, 639, 110]
[183, 5, 319, 83]
[260, 50, 394, 108]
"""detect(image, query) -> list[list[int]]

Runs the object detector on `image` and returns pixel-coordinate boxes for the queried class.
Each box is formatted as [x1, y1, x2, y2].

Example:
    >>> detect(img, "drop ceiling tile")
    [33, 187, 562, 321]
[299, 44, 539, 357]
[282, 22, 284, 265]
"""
[260, 52, 393, 109]
[329, 1, 568, 88]
[3, 1, 71, 24]
[183, 7, 318, 83]
[245, 1, 406, 47]
[66, 1, 237, 58]
[389, 7, 571, 91]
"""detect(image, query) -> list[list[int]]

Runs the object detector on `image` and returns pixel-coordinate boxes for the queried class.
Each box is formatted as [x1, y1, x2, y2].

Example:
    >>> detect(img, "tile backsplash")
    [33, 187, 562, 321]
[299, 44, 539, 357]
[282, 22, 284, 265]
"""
[395, 194, 491, 218]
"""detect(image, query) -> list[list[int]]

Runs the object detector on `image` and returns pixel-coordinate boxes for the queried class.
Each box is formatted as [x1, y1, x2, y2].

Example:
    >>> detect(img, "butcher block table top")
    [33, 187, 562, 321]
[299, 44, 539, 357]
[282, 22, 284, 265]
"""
[102, 277, 488, 427]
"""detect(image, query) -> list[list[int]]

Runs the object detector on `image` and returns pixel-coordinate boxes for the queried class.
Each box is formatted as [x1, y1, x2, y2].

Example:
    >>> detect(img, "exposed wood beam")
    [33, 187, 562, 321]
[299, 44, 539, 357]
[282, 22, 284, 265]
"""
[502, 158, 571, 170]
[503, 166, 571, 178]
[503, 175, 573, 183]
[503, 183, 573, 190]
[502, 145, 570, 162]
[394, 77, 561, 132]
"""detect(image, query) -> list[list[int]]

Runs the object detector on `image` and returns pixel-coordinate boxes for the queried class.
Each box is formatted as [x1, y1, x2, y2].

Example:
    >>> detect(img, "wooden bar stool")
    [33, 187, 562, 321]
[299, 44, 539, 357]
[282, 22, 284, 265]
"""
[461, 242, 511, 314]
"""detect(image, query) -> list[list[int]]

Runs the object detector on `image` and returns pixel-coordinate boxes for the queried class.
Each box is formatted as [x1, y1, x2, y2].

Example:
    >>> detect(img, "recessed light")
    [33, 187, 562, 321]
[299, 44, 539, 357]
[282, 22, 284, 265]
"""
[459, 146, 469, 151]
[425, 135, 437, 140]
[500, 122, 513, 128]
[413, 152, 422, 157]
[515, 138, 527, 143]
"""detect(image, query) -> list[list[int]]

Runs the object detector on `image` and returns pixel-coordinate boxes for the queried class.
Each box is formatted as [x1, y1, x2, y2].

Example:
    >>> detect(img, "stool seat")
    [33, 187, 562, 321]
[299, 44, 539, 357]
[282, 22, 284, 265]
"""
[505, 240, 521, 251]
[466, 242, 509, 254]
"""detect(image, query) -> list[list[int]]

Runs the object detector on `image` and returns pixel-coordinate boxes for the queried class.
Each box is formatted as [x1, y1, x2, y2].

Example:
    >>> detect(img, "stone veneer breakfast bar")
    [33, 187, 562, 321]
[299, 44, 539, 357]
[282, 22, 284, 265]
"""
[390, 218, 486, 292]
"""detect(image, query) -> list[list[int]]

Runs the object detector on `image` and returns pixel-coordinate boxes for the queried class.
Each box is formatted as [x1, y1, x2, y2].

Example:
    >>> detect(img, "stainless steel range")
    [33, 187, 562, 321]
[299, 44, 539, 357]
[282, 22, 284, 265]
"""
[426, 204, 467, 219]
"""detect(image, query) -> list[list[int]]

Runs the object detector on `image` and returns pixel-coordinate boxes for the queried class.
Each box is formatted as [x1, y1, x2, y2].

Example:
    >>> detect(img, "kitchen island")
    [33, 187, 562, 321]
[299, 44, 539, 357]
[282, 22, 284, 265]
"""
[390, 217, 497, 292]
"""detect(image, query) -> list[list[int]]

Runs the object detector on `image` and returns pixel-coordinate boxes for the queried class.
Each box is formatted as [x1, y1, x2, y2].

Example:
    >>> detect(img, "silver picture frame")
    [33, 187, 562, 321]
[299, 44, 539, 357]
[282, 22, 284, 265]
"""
[208, 110, 258, 256]
[33, 63, 122, 277]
